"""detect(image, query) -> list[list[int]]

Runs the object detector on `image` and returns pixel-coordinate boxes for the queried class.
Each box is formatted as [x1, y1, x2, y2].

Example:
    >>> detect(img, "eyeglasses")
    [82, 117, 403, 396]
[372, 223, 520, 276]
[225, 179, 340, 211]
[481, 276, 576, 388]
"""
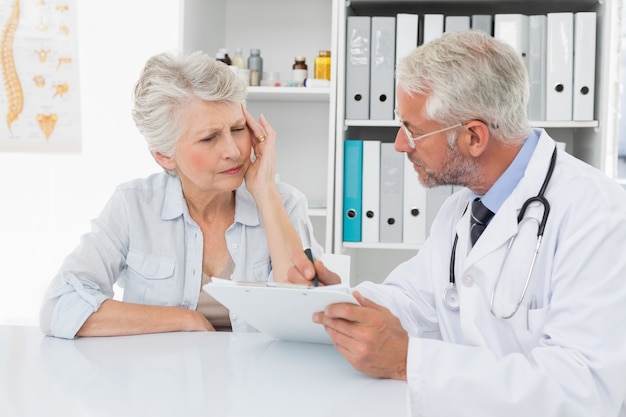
[394, 109, 465, 149]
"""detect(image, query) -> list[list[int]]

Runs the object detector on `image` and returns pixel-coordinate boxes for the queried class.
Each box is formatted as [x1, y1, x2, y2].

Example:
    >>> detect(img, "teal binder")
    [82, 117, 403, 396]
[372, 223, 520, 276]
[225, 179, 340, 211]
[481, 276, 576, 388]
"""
[343, 140, 363, 242]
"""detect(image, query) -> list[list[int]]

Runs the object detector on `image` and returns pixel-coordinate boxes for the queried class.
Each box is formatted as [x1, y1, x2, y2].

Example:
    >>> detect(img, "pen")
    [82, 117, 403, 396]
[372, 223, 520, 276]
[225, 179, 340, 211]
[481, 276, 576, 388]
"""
[527, 292, 536, 330]
[298, 219, 319, 287]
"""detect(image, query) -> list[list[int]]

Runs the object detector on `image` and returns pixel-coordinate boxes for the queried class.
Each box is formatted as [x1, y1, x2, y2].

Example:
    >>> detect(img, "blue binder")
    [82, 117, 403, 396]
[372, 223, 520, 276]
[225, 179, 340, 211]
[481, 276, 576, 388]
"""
[343, 140, 363, 242]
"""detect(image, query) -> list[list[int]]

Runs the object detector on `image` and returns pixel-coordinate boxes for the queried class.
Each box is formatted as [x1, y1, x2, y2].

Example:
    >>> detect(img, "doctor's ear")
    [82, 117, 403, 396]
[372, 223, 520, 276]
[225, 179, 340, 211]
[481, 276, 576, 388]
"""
[463, 120, 490, 157]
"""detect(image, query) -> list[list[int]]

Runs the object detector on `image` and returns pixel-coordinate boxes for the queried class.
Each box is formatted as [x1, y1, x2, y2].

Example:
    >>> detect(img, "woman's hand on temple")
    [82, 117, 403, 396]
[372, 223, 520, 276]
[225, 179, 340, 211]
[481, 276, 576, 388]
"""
[243, 107, 277, 201]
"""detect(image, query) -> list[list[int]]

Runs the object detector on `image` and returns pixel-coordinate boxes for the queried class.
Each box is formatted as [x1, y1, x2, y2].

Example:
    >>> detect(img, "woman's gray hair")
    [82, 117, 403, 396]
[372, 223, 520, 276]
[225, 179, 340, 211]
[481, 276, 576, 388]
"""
[132, 50, 247, 173]
[396, 30, 531, 145]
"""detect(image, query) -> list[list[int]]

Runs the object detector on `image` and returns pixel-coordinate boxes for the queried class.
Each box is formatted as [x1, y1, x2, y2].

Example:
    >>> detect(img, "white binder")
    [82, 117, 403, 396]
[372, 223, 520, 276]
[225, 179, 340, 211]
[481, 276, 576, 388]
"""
[370, 17, 396, 120]
[573, 12, 597, 121]
[471, 14, 493, 35]
[395, 13, 418, 112]
[361, 140, 381, 243]
[422, 14, 444, 45]
[528, 15, 547, 121]
[546, 12, 574, 121]
[379, 142, 404, 243]
[445, 16, 470, 32]
[426, 186, 452, 235]
[396, 13, 418, 63]
[402, 157, 427, 244]
[494, 14, 529, 70]
[346, 16, 371, 120]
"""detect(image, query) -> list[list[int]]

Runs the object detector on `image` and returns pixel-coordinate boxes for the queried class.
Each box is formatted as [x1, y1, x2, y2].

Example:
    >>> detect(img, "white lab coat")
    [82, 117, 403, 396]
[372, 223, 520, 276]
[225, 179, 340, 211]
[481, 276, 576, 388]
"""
[357, 130, 626, 417]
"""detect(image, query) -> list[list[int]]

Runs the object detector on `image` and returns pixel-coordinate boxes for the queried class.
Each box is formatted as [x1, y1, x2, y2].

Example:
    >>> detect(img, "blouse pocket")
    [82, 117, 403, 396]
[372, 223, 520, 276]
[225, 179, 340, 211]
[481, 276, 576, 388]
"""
[125, 249, 176, 304]
[247, 259, 271, 282]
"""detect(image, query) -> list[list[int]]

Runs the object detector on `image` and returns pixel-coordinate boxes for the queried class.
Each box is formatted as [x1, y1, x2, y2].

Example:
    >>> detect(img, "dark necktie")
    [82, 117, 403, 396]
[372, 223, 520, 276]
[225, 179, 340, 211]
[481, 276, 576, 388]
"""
[470, 198, 494, 246]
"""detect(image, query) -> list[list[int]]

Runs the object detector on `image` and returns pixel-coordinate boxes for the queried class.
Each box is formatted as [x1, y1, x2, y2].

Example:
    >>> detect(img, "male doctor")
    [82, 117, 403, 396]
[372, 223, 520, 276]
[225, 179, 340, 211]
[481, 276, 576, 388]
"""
[299, 31, 626, 416]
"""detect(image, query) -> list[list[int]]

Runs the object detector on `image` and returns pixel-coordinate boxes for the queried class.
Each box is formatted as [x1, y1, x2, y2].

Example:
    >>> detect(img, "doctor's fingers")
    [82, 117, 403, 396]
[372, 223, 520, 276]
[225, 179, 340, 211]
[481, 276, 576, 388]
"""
[321, 301, 365, 322]
[322, 320, 402, 378]
[323, 292, 392, 326]
[352, 291, 392, 314]
[320, 312, 409, 380]
[315, 305, 386, 344]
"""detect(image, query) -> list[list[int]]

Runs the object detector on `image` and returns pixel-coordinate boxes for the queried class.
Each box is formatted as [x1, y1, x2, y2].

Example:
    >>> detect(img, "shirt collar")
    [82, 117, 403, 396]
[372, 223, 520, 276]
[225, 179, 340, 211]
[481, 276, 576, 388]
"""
[160, 175, 260, 226]
[234, 181, 261, 226]
[475, 129, 540, 213]
[161, 174, 187, 221]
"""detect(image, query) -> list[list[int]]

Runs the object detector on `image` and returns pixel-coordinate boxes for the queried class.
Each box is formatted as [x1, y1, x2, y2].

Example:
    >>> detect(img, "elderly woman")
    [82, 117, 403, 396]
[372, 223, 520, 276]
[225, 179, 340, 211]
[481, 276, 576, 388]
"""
[40, 51, 338, 339]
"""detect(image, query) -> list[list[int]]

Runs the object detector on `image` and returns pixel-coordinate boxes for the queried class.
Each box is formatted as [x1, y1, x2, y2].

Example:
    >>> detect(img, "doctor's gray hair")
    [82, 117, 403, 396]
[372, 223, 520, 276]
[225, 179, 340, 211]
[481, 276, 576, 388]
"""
[396, 30, 531, 145]
[132, 50, 247, 171]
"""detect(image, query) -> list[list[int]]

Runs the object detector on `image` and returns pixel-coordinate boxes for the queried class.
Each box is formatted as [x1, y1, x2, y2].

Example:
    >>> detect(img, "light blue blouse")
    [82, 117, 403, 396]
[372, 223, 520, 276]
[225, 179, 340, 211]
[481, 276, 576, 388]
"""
[40, 172, 322, 339]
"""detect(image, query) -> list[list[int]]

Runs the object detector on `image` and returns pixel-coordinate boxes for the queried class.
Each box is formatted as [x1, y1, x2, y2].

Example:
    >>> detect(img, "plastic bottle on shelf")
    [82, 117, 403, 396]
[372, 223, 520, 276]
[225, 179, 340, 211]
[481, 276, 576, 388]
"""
[231, 48, 246, 69]
[248, 48, 263, 86]
[304, 78, 330, 88]
[237, 68, 251, 86]
[314, 50, 331, 81]
[261, 71, 281, 87]
[292, 56, 308, 87]
[218, 48, 232, 65]
[215, 51, 228, 65]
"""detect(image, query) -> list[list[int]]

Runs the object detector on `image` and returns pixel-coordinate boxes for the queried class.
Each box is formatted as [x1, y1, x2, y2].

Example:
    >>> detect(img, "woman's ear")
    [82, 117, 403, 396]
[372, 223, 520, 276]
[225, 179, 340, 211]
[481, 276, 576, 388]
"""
[153, 151, 176, 170]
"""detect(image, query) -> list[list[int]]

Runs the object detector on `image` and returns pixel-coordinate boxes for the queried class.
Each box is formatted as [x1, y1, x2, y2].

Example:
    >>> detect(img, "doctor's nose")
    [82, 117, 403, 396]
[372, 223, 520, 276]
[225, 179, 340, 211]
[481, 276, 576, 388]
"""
[394, 128, 411, 153]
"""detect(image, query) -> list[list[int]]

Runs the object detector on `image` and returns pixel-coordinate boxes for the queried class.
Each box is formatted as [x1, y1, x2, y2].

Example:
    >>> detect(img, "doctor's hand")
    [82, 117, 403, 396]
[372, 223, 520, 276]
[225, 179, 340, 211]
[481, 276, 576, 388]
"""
[287, 251, 341, 286]
[313, 291, 408, 380]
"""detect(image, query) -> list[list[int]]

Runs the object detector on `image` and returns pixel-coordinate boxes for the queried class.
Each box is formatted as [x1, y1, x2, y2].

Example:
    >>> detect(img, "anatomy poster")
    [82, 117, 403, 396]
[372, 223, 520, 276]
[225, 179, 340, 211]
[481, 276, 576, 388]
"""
[0, 0, 80, 152]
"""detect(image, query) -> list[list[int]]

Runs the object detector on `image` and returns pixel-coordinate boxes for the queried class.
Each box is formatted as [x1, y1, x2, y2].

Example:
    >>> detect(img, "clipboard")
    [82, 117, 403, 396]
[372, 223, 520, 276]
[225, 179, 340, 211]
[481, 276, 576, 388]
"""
[203, 279, 359, 344]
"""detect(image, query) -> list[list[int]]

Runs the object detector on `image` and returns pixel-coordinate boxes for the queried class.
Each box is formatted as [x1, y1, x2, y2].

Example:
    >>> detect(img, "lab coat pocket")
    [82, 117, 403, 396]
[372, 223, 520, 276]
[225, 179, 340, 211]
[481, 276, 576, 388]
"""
[510, 304, 549, 352]
[125, 249, 176, 304]
[526, 305, 548, 335]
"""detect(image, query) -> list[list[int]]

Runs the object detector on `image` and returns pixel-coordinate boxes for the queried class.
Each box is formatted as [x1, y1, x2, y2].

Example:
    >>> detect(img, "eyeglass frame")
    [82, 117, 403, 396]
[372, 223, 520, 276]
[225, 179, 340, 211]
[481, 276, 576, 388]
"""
[394, 109, 468, 149]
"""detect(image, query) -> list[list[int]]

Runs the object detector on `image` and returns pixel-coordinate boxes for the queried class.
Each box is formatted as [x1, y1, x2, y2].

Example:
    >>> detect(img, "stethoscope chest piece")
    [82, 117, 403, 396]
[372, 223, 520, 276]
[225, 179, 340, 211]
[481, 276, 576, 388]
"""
[442, 284, 460, 310]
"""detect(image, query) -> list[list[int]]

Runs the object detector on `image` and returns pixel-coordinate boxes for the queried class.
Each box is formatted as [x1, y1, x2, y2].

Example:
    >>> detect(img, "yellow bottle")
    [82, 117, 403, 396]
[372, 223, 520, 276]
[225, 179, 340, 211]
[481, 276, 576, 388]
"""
[314, 50, 331, 81]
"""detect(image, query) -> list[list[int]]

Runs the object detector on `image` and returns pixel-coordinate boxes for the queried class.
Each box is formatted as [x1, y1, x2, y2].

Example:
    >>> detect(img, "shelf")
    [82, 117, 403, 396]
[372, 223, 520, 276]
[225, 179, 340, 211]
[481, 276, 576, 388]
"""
[347, 0, 598, 4]
[246, 87, 331, 102]
[345, 119, 399, 127]
[344, 119, 600, 128]
[345, 0, 600, 15]
[530, 121, 599, 128]
[307, 208, 328, 217]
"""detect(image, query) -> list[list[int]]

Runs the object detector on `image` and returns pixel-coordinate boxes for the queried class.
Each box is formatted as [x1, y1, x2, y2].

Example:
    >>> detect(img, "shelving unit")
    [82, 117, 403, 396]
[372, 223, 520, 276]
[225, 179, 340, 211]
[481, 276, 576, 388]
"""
[333, 0, 622, 285]
[246, 87, 331, 102]
[180, 0, 339, 252]
[180, 0, 621, 285]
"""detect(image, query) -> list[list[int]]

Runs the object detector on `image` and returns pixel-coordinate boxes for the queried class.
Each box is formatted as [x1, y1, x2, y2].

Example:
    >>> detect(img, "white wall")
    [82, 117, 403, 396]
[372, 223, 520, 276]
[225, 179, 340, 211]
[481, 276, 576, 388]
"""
[0, 1, 181, 326]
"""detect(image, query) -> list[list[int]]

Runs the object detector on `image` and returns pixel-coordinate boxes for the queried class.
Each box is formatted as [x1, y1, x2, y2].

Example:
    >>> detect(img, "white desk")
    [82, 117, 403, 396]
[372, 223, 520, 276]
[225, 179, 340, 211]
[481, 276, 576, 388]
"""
[0, 326, 410, 417]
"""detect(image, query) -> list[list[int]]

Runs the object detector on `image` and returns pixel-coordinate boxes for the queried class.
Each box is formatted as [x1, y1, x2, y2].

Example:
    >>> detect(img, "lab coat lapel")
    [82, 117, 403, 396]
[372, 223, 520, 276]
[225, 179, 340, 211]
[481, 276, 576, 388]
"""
[463, 129, 557, 269]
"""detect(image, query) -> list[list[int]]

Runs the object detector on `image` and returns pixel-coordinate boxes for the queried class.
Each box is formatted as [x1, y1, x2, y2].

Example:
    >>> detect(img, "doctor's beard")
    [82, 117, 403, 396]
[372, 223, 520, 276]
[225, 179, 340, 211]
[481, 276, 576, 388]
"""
[410, 142, 481, 189]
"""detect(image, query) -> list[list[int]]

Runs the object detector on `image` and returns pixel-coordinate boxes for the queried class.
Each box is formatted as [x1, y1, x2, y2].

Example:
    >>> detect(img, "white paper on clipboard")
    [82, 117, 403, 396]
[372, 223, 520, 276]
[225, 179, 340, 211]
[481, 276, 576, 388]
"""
[203, 279, 359, 344]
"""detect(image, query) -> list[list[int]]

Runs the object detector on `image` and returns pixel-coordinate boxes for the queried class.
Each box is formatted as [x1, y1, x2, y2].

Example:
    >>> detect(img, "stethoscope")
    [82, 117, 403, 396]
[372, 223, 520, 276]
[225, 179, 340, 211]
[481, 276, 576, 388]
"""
[442, 147, 557, 319]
